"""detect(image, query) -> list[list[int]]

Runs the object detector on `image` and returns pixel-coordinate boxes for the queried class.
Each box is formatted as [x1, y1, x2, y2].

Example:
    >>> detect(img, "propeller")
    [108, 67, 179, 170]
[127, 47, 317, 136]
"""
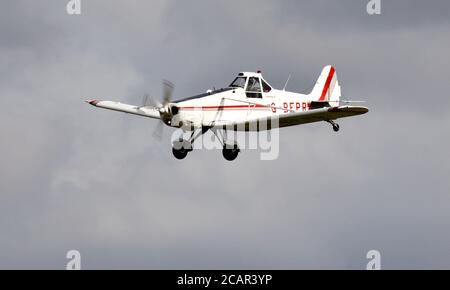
[162, 80, 174, 105]
[139, 80, 177, 140]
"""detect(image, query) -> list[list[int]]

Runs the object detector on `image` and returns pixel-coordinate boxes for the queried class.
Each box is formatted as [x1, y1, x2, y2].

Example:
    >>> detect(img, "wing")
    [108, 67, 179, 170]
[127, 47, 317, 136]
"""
[86, 100, 161, 119]
[213, 105, 369, 131]
[275, 105, 369, 127]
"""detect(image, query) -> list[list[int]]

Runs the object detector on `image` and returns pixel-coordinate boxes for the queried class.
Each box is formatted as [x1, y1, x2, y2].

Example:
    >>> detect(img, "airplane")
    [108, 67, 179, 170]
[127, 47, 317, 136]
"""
[86, 65, 368, 161]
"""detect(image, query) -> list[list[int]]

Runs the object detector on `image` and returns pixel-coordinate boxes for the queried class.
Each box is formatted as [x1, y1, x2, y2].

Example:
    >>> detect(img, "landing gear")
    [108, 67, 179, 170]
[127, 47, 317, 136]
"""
[171, 127, 208, 160]
[332, 123, 340, 132]
[212, 128, 240, 161]
[171, 127, 241, 161]
[172, 146, 188, 159]
[327, 120, 340, 132]
[222, 142, 240, 161]
[172, 139, 191, 160]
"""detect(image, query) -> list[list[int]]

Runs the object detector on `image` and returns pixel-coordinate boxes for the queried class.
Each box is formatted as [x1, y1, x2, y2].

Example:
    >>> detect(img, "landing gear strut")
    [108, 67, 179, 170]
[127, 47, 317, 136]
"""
[327, 120, 340, 132]
[212, 128, 240, 161]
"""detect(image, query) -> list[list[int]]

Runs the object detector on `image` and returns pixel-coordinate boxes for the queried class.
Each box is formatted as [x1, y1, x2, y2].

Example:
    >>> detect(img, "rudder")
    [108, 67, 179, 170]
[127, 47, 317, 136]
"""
[309, 65, 341, 103]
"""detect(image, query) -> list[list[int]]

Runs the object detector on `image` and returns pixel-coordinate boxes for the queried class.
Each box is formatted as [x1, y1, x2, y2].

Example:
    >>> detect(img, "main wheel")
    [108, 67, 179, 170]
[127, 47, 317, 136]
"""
[222, 143, 240, 161]
[172, 147, 188, 160]
[332, 123, 340, 132]
[172, 139, 192, 160]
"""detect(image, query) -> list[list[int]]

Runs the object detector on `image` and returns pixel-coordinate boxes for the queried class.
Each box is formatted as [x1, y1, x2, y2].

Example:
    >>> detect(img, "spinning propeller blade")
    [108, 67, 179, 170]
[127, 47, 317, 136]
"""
[140, 80, 175, 140]
[162, 80, 174, 105]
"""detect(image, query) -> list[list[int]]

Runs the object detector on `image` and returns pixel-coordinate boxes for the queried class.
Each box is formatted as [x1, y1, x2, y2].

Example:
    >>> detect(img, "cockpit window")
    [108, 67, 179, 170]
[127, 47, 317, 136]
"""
[246, 77, 262, 98]
[247, 77, 261, 92]
[229, 77, 247, 88]
[261, 79, 272, 93]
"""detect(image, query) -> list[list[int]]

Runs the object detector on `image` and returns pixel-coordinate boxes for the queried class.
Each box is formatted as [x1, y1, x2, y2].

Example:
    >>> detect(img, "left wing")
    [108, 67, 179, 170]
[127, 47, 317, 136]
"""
[86, 100, 160, 119]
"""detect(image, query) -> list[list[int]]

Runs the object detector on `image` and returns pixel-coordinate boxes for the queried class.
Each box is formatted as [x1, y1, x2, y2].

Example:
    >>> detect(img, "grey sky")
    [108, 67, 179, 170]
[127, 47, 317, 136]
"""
[0, 0, 450, 269]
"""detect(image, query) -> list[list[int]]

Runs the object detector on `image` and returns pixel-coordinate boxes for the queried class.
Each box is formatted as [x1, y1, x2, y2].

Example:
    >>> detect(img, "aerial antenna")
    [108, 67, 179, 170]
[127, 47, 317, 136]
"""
[282, 74, 291, 91]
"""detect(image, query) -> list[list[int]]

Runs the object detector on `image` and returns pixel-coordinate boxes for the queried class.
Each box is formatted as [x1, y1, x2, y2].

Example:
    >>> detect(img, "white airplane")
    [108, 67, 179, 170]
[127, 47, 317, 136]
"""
[86, 65, 368, 161]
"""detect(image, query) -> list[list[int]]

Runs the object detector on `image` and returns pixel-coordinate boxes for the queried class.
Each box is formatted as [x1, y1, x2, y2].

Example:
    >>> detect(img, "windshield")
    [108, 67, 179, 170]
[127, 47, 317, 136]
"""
[229, 77, 247, 88]
[262, 79, 271, 92]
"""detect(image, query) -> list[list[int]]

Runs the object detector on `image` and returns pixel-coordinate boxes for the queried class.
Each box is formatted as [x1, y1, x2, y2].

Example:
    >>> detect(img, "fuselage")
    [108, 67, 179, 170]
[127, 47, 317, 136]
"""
[172, 72, 316, 130]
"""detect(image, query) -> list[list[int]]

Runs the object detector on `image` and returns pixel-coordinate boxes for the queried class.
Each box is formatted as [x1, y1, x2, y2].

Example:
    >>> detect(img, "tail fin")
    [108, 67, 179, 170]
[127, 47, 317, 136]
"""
[309, 65, 341, 103]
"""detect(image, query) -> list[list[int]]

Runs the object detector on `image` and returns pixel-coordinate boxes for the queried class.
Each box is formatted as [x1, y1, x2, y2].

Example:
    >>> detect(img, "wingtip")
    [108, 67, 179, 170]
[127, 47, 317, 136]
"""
[85, 99, 100, 106]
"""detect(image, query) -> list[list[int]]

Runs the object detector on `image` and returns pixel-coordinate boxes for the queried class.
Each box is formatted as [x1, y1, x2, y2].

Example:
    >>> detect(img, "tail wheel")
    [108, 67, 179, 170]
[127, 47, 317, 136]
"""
[222, 143, 240, 161]
[332, 123, 340, 132]
[327, 120, 340, 132]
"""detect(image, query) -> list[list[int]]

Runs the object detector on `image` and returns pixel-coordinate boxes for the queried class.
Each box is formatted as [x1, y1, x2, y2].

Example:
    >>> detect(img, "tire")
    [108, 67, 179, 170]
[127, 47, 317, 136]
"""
[172, 147, 188, 160]
[333, 124, 340, 132]
[222, 143, 239, 161]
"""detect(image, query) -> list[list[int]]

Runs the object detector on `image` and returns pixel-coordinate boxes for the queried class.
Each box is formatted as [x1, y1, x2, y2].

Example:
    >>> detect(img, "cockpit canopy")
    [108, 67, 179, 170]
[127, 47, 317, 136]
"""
[229, 76, 247, 89]
[229, 72, 272, 98]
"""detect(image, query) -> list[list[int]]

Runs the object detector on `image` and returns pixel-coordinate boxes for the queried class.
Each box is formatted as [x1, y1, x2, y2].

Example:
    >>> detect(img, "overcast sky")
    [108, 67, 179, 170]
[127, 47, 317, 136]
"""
[1, 0, 450, 269]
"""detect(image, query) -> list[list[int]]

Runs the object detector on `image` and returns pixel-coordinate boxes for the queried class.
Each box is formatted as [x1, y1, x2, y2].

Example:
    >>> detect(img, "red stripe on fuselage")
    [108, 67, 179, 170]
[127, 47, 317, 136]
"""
[318, 66, 335, 101]
[179, 104, 268, 110]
